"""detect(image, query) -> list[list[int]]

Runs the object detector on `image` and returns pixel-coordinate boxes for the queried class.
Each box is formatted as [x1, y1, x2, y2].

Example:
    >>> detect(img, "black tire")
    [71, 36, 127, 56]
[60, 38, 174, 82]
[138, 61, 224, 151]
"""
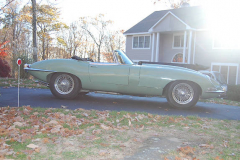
[166, 81, 200, 109]
[79, 92, 89, 95]
[49, 73, 81, 99]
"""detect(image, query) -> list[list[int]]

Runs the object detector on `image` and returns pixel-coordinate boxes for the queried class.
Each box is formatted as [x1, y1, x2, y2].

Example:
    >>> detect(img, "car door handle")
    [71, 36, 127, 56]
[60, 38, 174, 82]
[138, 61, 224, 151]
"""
[90, 65, 97, 68]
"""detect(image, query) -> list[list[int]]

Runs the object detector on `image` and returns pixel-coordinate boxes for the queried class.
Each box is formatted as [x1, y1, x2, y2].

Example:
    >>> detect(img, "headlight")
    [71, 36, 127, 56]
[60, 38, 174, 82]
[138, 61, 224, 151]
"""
[221, 85, 227, 92]
[205, 76, 223, 92]
[207, 76, 220, 86]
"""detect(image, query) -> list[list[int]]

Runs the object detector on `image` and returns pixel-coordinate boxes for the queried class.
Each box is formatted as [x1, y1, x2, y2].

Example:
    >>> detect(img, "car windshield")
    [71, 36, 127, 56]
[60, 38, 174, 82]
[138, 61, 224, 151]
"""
[114, 50, 133, 65]
[214, 72, 227, 84]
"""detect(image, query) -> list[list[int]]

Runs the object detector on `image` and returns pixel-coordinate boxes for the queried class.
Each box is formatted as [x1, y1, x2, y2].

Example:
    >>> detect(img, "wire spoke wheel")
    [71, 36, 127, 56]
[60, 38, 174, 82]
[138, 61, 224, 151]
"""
[54, 74, 74, 95]
[167, 81, 199, 109]
[172, 83, 194, 104]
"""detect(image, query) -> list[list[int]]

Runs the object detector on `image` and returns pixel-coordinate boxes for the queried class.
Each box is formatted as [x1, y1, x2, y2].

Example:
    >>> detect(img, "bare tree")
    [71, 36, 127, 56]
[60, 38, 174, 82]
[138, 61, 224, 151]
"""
[31, 0, 37, 62]
[105, 30, 125, 53]
[80, 14, 112, 62]
[153, 0, 190, 9]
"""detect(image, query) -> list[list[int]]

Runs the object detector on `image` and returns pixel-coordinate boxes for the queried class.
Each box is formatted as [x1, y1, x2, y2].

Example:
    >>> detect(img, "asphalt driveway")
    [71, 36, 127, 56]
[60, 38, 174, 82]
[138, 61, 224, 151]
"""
[0, 87, 239, 120]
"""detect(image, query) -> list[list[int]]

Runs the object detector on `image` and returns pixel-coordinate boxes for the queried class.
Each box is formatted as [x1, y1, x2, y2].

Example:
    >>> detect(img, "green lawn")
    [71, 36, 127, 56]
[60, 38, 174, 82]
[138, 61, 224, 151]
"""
[0, 106, 239, 160]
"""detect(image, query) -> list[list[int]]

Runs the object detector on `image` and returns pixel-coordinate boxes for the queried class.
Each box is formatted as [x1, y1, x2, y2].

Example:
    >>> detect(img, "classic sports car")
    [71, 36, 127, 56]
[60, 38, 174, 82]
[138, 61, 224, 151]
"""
[24, 50, 224, 109]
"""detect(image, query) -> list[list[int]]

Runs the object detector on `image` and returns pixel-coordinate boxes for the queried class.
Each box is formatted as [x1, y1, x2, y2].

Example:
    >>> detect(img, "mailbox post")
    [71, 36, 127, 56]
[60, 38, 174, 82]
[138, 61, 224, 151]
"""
[17, 58, 22, 107]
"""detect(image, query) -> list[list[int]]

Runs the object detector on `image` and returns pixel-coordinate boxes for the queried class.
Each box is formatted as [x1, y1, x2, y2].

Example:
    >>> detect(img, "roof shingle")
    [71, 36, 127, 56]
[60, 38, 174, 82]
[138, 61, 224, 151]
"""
[124, 6, 207, 34]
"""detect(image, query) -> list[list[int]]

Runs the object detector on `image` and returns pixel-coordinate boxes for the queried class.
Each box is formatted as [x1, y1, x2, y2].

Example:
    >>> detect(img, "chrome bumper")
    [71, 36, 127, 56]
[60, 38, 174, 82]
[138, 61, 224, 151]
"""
[24, 64, 56, 72]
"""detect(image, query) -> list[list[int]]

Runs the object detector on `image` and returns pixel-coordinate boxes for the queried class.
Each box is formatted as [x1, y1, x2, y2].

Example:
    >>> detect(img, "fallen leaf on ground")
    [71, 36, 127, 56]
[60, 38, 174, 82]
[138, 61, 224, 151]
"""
[99, 150, 108, 156]
[215, 156, 224, 160]
[27, 144, 39, 149]
[83, 113, 88, 117]
[25, 106, 33, 111]
[42, 138, 49, 144]
[140, 125, 144, 130]
[34, 147, 41, 153]
[199, 144, 214, 149]
[148, 113, 153, 118]
[120, 144, 126, 147]
[23, 150, 34, 155]
[13, 122, 24, 127]
[100, 124, 111, 130]
[0, 128, 9, 136]
[128, 119, 131, 126]
[178, 146, 195, 155]
[100, 143, 110, 147]
[133, 138, 142, 142]
[92, 129, 101, 135]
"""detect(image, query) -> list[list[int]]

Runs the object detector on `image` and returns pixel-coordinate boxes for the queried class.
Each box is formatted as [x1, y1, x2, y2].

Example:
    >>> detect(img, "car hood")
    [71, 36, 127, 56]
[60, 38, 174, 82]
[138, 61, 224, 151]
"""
[139, 63, 222, 91]
[141, 63, 203, 76]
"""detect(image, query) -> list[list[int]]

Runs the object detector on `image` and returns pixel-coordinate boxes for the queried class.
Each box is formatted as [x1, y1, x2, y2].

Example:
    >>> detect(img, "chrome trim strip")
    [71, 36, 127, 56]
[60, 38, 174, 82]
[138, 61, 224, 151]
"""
[24, 68, 56, 72]
[89, 62, 118, 66]
[205, 90, 225, 93]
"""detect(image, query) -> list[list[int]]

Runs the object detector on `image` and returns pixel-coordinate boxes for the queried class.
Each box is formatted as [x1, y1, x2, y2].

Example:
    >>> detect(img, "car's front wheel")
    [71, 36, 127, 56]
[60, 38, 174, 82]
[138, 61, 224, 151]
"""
[166, 81, 200, 109]
[50, 73, 80, 99]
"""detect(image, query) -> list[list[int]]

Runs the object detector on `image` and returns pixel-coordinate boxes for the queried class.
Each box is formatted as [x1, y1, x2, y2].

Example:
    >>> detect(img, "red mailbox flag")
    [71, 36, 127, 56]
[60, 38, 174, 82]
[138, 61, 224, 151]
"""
[17, 58, 22, 66]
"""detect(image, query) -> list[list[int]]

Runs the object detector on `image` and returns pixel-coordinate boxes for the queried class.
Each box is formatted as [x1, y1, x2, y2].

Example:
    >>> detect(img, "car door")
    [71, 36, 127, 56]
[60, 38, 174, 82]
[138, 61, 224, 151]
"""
[89, 62, 130, 85]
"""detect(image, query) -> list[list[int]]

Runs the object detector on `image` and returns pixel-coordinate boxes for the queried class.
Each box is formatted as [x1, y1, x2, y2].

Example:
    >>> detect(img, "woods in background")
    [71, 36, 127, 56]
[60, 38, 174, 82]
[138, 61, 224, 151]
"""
[0, 0, 125, 78]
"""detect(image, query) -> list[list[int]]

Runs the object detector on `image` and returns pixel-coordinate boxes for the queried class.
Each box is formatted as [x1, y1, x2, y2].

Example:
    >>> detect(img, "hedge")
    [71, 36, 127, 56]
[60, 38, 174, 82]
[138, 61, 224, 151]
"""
[226, 85, 240, 102]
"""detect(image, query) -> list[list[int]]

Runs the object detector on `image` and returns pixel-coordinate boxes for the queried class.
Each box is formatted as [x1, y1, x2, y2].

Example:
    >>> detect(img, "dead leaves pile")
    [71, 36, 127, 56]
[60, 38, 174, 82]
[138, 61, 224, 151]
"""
[0, 106, 87, 158]
[0, 106, 153, 159]
[0, 106, 186, 159]
[0, 106, 238, 159]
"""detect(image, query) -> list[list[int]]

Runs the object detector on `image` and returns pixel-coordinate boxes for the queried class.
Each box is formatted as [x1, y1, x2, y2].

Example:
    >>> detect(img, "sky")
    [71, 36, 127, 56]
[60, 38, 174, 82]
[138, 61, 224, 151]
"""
[56, 0, 169, 31]
[1, 0, 240, 32]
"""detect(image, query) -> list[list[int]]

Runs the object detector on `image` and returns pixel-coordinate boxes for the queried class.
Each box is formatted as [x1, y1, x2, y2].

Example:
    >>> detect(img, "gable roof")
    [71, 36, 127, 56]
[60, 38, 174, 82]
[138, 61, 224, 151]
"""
[124, 6, 207, 35]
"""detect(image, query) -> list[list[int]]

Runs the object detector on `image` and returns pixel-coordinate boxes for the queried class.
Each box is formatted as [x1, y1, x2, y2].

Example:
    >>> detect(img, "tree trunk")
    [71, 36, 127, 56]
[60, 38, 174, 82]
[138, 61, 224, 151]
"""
[98, 46, 100, 62]
[42, 36, 45, 60]
[46, 39, 49, 60]
[11, 16, 17, 77]
[31, 0, 38, 62]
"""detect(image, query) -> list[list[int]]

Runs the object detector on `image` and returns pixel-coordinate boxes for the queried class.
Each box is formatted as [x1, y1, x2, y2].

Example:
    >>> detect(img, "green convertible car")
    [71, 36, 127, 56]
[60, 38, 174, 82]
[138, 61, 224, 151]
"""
[24, 50, 224, 109]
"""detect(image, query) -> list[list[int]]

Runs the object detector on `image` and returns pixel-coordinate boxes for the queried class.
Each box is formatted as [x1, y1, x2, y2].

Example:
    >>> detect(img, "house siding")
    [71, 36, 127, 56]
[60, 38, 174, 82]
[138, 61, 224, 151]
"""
[194, 31, 240, 84]
[126, 31, 240, 84]
[159, 33, 189, 63]
[125, 35, 152, 62]
[124, 6, 240, 85]
[194, 31, 240, 65]
[152, 14, 186, 32]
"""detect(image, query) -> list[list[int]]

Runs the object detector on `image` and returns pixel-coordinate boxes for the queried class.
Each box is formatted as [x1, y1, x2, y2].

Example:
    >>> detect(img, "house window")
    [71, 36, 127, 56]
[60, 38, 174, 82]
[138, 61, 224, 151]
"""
[133, 36, 150, 49]
[172, 53, 187, 63]
[211, 63, 239, 85]
[133, 37, 138, 48]
[173, 34, 188, 48]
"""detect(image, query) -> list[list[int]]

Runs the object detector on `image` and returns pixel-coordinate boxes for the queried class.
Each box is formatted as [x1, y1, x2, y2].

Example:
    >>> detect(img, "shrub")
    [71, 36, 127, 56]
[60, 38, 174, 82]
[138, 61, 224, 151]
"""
[0, 58, 11, 77]
[226, 85, 240, 102]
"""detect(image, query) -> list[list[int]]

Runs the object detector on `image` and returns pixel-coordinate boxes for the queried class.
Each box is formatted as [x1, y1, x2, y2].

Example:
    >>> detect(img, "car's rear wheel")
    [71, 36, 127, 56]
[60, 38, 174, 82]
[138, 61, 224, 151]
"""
[50, 73, 80, 99]
[166, 81, 200, 109]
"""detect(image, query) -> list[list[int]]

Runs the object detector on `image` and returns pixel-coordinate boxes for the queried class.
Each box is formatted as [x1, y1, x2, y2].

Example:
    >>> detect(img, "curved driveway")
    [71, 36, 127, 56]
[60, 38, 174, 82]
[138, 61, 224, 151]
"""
[0, 87, 239, 120]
